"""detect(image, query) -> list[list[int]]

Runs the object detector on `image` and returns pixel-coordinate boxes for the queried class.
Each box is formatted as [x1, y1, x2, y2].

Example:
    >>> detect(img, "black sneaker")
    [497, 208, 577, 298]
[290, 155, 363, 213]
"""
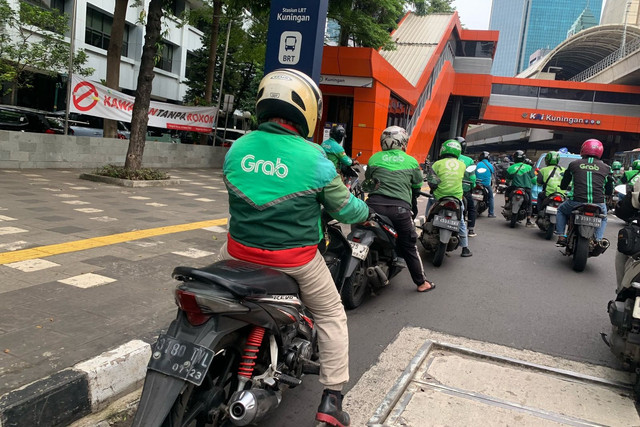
[468, 229, 477, 237]
[461, 247, 472, 257]
[316, 389, 350, 427]
[556, 235, 567, 247]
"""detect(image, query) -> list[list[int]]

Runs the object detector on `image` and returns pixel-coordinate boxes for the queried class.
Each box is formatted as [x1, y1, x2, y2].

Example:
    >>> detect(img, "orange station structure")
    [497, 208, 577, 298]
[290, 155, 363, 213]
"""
[316, 12, 640, 163]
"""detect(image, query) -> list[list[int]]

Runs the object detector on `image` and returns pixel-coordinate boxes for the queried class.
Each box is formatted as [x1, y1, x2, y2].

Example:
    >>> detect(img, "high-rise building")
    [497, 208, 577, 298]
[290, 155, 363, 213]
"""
[489, 0, 604, 76]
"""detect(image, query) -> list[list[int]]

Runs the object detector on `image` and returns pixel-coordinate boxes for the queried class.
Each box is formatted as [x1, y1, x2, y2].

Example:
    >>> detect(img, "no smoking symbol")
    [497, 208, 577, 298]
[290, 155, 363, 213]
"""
[72, 81, 99, 112]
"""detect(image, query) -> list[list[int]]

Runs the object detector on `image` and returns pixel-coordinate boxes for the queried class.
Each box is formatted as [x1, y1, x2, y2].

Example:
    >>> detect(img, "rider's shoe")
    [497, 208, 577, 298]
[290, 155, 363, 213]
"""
[461, 247, 473, 257]
[556, 235, 567, 247]
[316, 389, 350, 427]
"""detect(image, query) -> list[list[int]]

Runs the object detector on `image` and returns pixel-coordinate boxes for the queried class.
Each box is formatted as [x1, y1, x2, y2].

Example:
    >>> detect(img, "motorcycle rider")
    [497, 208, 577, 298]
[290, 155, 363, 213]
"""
[321, 125, 354, 173]
[476, 151, 496, 218]
[505, 150, 535, 226]
[611, 161, 624, 185]
[220, 68, 369, 427]
[536, 151, 566, 213]
[365, 126, 436, 293]
[429, 139, 473, 257]
[621, 160, 640, 186]
[457, 137, 477, 236]
[555, 139, 612, 246]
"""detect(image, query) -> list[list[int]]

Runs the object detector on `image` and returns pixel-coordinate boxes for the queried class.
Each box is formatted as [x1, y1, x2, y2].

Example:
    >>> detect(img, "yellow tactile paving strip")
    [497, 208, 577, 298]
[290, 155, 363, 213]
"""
[0, 218, 228, 265]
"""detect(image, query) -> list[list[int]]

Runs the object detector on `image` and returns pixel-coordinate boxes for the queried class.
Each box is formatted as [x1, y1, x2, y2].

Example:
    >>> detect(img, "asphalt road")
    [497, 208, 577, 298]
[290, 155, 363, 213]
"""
[258, 200, 625, 427]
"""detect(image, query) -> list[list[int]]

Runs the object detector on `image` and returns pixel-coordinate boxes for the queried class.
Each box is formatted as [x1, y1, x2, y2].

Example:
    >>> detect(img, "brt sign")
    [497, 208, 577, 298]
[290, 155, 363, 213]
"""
[264, 0, 329, 83]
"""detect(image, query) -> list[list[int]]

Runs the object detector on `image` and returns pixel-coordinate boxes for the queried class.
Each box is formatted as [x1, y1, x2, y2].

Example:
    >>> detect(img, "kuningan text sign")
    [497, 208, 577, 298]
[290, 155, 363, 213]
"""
[69, 75, 217, 133]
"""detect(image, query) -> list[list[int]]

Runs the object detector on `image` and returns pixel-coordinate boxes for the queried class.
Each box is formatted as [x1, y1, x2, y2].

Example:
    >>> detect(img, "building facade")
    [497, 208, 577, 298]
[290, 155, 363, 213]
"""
[3, 0, 204, 110]
[601, 0, 640, 26]
[489, 0, 604, 76]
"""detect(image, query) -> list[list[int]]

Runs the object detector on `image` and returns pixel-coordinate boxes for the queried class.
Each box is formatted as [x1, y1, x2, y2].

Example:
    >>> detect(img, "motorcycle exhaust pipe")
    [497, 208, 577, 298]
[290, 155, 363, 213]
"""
[599, 238, 610, 249]
[366, 266, 389, 287]
[228, 389, 282, 426]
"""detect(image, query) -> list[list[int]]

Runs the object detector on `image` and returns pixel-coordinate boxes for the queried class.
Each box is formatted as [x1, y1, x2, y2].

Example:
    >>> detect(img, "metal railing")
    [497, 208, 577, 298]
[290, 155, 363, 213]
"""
[569, 37, 640, 82]
[406, 42, 455, 135]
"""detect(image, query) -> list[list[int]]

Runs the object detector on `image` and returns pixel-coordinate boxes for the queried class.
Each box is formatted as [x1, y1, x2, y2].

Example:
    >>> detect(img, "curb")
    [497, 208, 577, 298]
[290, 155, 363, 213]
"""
[0, 340, 151, 427]
[78, 173, 183, 187]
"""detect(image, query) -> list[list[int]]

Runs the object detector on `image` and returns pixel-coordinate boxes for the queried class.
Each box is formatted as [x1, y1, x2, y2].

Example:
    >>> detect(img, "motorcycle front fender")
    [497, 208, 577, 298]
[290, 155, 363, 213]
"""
[132, 314, 247, 427]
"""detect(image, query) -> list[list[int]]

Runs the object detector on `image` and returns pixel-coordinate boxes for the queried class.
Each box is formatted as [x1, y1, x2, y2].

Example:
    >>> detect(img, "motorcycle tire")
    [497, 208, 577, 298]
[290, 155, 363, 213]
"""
[510, 214, 517, 228]
[545, 225, 554, 240]
[572, 236, 589, 272]
[432, 242, 447, 267]
[341, 259, 369, 309]
[162, 336, 242, 427]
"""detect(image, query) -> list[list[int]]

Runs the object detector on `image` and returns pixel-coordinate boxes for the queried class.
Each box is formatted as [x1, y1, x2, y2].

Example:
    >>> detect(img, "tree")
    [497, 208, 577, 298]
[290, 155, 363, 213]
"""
[328, 0, 405, 49]
[104, 0, 129, 139]
[125, 0, 163, 170]
[0, 0, 93, 104]
[420, 0, 455, 14]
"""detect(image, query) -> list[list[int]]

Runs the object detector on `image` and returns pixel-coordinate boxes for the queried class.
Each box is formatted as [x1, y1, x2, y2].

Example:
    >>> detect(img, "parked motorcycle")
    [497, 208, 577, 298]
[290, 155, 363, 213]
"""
[502, 187, 530, 228]
[561, 203, 610, 272]
[535, 192, 566, 240]
[471, 184, 489, 216]
[342, 152, 365, 200]
[132, 260, 321, 426]
[604, 184, 640, 394]
[419, 195, 462, 267]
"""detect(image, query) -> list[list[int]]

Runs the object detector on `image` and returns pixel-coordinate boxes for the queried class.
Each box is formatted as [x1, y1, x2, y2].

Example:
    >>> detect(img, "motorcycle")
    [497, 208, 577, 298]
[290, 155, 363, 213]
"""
[562, 203, 610, 272]
[471, 184, 489, 216]
[341, 152, 365, 200]
[132, 259, 322, 426]
[419, 194, 462, 267]
[535, 192, 566, 240]
[502, 187, 530, 228]
[604, 184, 640, 394]
[496, 177, 508, 194]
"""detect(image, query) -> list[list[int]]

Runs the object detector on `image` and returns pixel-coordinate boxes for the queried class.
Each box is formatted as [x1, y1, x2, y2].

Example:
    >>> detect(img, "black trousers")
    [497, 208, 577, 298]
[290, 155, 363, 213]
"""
[464, 192, 476, 229]
[366, 203, 427, 286]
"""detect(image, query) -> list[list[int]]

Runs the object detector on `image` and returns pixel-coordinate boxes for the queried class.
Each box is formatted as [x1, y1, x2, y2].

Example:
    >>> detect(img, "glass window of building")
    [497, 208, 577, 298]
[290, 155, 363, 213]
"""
[85, 7, 130, 58]
[157, 43, 175, 73]
[21, 0, 64, 14]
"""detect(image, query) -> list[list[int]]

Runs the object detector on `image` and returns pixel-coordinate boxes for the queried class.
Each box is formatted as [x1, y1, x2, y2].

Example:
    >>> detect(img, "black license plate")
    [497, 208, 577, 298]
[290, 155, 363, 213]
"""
[574, 214, 602, 227]
[148, 334, 215, 386]
[433, 215, 460, 232]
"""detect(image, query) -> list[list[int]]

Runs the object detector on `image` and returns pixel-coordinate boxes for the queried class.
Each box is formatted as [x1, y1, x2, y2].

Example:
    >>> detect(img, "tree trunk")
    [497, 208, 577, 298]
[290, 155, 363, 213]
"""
[104, 0, 128, 139]
[125, 0, 163, 170]
[199, 0, 222, 145]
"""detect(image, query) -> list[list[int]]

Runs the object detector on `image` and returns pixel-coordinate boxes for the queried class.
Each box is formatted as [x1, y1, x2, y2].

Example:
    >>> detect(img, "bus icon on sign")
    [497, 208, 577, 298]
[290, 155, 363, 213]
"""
[279, 31, 301, 65]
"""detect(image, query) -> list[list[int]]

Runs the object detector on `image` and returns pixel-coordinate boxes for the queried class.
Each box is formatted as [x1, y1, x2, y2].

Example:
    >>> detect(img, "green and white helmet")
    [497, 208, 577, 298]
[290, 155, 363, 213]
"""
[440, 139, 462, 158]
[633, 160, 640, 171]
[612, 161, 622, 171]
[380, 126, 409, 151]
[545, 151, 559, 166]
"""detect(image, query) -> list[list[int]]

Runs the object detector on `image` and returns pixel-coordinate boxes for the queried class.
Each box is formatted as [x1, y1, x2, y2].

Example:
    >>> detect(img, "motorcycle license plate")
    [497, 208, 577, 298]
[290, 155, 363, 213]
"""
[148, 334, 214, 386]
[433, 215, 460, 232]
[349, 241, 370, 261]
[634, 298, 640, 320]
[471, 194, 484, 201]
[574, 214, 601, 227]
[545, 207, 557, 215]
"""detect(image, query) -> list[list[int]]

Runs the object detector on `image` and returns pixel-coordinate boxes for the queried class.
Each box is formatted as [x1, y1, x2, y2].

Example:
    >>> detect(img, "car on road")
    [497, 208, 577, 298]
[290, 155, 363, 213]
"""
[532, 150, 581, 206]
[207, 128, 249, 147]
[0, 105, 64, 134]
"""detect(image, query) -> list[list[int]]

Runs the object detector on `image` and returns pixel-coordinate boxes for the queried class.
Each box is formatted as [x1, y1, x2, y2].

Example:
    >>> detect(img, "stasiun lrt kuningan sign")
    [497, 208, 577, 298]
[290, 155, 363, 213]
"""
[69, 75, 217, 133]
[264, 0, 329, 83]
[523, 112, 602, 126]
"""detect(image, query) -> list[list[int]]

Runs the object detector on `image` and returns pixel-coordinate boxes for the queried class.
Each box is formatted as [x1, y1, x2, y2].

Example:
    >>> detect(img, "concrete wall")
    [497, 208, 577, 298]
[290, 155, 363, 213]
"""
[0, 131, 228, 169]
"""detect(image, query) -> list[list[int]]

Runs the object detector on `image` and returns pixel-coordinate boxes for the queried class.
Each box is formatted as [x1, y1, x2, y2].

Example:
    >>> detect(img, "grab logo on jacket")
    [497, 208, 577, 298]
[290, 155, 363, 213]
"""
[241, 155, 289, 178]
[382, 153, 405, 163]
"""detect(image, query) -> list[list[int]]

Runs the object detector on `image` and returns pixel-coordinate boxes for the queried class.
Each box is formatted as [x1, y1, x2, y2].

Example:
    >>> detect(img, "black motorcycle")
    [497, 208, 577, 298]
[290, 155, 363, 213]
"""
[132, 260, 321, 426]
[471, 184, 489, 216]
[502, 187, 530, 228]
[420, 195, 462, 267]
[562, 204, 610, 272]
[535, 192, 566, 240]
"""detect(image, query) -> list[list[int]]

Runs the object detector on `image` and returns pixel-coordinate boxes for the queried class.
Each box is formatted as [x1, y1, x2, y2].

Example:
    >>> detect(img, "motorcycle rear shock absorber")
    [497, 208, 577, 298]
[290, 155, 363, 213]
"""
[238, 326, 265, 380]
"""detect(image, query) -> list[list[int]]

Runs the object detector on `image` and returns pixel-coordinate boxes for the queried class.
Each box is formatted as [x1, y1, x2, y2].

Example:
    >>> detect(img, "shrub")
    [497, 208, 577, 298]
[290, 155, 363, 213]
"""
[93, 164, 170, 180]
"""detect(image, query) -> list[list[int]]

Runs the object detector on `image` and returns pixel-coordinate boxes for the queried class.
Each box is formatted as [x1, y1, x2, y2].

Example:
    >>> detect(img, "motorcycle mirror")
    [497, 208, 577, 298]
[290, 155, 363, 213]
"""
[615, 184, 627, 195]
[356, 152, 362, 157]
[477, 168, 487, 174]
[465, 165, 476, 174]
[362, 177, 380, 192]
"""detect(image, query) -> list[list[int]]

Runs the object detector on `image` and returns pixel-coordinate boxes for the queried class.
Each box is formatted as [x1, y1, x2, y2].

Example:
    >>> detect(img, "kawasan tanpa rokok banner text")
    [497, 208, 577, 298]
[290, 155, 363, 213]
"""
[69, 75, 217, 133]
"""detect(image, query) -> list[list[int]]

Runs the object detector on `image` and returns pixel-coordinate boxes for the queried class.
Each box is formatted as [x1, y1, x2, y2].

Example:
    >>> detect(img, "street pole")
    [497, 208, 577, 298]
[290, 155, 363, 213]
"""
[214, 20, 231, 139]
[64, 0, 78, 135]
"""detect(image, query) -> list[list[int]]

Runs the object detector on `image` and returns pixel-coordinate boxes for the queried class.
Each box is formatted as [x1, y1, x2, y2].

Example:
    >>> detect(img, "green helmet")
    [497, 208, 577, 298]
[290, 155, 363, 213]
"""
[440, 139, 462, 158]
[612, 161, 622, 171]
[545, 151, 560, 166]
[633, 160, 640, 171]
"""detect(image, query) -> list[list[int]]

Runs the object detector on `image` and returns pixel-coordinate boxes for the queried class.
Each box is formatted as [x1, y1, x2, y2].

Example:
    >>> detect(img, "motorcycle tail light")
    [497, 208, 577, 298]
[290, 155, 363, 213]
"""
[442, 201, 458, 211]
[582, 205, 601, 215]
[552, 196, 563, 202]
[175, 290, 211, 326]
[352, 237, 361, 242]
[515, 189, 524, 195]
[584, 212, 595, 217]
[500, 179, 506, 183]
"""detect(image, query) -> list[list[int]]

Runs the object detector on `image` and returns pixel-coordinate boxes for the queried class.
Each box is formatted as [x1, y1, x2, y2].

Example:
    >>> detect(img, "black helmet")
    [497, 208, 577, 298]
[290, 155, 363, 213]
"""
[479, 151, 490, 161]
[330, 125, 346, 142]
[455, 136, 467, 154]
[513, 150, 525, 163]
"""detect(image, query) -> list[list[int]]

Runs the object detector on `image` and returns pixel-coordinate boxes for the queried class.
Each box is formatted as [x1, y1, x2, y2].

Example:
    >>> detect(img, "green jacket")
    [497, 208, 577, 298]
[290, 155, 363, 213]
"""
[365, 149, 423, 206]
[431, 157, 466, 200]
[459, 154, 476, 188]
[321, 137, 352, 170]
[507, 162, 535, 189]
[537, 165, 566, 196]
[223, 122, 369, 253]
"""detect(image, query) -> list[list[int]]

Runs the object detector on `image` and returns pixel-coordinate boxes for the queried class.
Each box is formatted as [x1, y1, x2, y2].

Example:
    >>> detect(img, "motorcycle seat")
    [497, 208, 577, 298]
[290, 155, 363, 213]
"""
[173, 260, 300, 297]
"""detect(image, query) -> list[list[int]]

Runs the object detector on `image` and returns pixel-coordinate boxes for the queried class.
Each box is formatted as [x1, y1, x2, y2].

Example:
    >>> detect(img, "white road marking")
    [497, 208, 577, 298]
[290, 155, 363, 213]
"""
[58, 273, 117, 288]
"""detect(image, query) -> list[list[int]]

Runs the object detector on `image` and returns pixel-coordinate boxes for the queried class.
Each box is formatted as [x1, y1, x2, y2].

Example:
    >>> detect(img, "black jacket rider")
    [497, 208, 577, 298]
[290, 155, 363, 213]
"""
[560, 158, 612, 203]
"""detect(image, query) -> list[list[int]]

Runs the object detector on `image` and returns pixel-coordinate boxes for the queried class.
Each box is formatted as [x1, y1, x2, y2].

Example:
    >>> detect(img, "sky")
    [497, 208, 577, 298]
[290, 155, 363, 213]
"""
[453, 0, 492, 30]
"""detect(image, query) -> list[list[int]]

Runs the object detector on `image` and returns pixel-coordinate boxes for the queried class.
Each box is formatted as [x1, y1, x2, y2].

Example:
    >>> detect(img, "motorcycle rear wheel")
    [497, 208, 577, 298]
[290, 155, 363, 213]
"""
[163, 338, 242, 427]
[341, 259, 369, 309]
[572, 236, 589, 272]
[510, 214, 517, 228]
[432, 242, 447, 267]
[544, 225, 554, 240]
